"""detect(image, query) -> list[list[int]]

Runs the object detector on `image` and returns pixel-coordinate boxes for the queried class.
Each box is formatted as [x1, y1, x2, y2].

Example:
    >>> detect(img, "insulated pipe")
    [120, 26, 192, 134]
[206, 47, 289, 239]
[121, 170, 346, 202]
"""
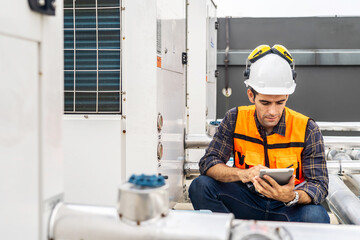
[49, 203, 233, 240]
[185, 134, 212, 149]
[326, 160, 360, 174]
[323, 136, 360, 148]
[329, 160, 360, 174]
[326, 174, 360, 225]
[231, 219, 360, 240]
[326, 149, 338, 160]
[317, 122, 360, 132]
[345, 174, 360, 196]
[350, 150, 360, 160]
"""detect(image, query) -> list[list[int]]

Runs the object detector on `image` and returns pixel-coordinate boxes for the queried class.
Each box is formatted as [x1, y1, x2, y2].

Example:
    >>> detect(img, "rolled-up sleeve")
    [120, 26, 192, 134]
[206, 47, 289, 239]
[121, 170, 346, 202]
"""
[296, 119, 329, 204]
[199, 108, 237, 175]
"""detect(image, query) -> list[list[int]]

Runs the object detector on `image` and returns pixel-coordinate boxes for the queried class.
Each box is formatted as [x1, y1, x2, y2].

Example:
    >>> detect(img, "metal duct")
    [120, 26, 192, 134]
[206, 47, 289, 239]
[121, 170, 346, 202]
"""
[326, 174, 360, 224]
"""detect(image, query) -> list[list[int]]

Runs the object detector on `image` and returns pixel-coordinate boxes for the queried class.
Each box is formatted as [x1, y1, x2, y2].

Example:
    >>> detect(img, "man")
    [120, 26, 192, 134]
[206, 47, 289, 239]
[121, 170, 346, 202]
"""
[189, 44, 330, 223]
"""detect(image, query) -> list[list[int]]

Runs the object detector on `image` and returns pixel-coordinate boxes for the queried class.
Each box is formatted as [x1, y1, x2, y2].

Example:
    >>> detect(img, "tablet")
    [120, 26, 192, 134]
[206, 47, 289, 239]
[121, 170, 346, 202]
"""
[259, 168, 294, 186]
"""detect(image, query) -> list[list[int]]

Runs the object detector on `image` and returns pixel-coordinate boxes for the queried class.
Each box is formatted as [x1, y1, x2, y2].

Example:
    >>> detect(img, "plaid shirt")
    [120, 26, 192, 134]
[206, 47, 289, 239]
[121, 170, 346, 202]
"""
[199, 107, 329, 204]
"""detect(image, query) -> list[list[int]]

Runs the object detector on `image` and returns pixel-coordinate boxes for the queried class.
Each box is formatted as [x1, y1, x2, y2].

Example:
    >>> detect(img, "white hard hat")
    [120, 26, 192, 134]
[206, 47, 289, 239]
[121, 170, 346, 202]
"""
[244, 53, 296, 95]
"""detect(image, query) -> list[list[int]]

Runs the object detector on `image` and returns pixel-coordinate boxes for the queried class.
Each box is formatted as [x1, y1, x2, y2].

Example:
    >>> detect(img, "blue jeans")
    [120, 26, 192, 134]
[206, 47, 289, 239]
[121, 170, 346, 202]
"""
[189, 175, 330, 223]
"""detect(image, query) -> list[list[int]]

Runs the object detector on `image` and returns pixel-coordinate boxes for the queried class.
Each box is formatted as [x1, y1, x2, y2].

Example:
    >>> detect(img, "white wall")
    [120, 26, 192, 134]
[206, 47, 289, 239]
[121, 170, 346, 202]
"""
[217, 0, 360, 18]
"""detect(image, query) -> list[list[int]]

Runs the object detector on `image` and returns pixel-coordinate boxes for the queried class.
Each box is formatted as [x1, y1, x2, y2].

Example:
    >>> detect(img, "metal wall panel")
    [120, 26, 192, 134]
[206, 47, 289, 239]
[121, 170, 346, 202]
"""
[157, 0, 186, 204]
[0, 34, 40, 240]
[216, 17, 360, 122]
[0, 1, 64, 239]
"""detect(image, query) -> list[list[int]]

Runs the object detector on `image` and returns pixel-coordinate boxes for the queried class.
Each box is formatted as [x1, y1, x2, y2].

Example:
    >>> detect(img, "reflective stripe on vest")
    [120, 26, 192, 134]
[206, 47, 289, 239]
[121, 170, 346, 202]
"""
[233, 105, 309, 185]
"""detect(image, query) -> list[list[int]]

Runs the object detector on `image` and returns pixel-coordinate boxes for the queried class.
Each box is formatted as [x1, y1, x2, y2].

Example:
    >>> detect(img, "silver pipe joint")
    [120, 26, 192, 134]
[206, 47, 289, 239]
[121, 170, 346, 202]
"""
[184, 162, 200, 176]
[327, 174, 360, 225]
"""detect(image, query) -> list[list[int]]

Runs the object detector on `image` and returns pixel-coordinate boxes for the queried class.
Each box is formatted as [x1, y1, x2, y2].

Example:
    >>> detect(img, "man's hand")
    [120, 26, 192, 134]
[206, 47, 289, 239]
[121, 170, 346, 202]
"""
[240, 165, 268, 183]
[253, 175, 296, 202]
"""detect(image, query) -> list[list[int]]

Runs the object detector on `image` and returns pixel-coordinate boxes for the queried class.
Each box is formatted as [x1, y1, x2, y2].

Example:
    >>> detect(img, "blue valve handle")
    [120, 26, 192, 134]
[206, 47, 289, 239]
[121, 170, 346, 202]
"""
[128, 174, 165, 187]
[209, 121, 221, 126]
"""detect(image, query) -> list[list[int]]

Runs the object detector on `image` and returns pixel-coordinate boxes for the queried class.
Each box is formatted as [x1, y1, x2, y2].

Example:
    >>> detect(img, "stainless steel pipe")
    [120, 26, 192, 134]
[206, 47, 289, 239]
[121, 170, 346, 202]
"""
[184, 162, 200, 176]
[345, 174, 360, 196]
[326, 160, 360, 174]
[317, 122, 360, 132]
[326, 174, 360, 224]
[231, 219, 360, 240]
[185, 134, 212, 149]
[323, 136, 360, 148]
[49, 203, 233, 240]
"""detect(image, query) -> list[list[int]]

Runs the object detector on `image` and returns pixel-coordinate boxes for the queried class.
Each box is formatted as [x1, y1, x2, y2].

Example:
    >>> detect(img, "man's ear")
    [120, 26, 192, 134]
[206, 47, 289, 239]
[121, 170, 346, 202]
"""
[247, 89, 255, 103]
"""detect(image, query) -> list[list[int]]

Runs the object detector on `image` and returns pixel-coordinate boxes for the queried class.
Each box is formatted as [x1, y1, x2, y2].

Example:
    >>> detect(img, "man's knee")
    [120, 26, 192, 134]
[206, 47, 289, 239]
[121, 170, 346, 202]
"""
[299, 205, 330, 223]
[189, 175, 217, 199]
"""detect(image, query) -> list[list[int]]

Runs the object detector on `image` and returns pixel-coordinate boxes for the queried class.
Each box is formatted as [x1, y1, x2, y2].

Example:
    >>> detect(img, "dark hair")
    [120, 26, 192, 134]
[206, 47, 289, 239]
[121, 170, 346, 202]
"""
[249, 87, 258, 100]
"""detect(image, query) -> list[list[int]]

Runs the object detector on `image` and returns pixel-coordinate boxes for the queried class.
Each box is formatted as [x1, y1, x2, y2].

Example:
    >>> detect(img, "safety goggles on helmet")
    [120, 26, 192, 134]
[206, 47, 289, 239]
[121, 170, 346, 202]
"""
[248, 44, 294, 64]
[244, 44, 296, 81]
[243, 44, 297, 95]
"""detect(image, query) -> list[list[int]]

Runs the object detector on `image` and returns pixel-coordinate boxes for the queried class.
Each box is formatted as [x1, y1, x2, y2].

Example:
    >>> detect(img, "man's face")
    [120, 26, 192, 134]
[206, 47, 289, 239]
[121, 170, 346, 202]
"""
[247, 89, 288, 133]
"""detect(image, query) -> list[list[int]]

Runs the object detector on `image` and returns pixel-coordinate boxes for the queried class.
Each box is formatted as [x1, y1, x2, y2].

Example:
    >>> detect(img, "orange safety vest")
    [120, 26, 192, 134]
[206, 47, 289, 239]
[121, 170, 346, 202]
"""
[233, 105, 309, 185]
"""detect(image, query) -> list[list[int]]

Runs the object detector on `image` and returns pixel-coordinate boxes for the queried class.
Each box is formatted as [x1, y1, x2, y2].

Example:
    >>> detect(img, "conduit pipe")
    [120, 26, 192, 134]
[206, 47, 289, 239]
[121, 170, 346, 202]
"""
[326, 174, 360, 225]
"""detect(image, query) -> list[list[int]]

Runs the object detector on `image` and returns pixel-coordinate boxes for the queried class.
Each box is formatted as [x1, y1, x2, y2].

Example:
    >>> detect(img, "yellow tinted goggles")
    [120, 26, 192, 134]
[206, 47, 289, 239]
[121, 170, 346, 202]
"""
[248, 44, 293, 64]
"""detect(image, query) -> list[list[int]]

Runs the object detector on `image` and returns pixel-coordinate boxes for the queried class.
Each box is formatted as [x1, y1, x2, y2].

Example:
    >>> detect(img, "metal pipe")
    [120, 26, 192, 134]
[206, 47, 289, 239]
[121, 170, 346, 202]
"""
[49, 202, 233, 240]
[323, 136, 360, 148]
[317, 122, 360, 132]
[184, 162, 200, 176]
[326, 174, 360, 225]
[185, 134, 212, 149]
[231, 219, 360, 240]
[325, 149, 338, 160]
[327, 160, 360, 174]
[350, 150, 360, 160]
[345, 174, 360, 196]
